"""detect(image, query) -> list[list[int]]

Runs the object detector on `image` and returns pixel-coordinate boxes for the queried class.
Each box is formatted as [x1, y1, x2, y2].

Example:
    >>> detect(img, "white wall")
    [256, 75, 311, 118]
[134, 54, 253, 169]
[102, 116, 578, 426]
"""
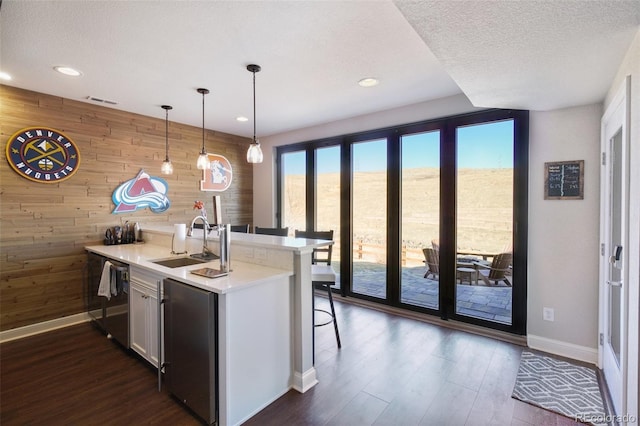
[527, 104, 603, 362]
[604, 29, 639, 421]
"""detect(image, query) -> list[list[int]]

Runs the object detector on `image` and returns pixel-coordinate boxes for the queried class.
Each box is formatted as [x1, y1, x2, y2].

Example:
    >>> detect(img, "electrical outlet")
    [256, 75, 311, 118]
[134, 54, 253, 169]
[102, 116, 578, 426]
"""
[543, 307, 555, 322]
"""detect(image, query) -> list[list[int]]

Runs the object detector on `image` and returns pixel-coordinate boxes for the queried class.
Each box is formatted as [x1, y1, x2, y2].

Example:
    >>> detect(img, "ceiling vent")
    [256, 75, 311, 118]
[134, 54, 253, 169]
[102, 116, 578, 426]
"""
[86, 96, 118, 105]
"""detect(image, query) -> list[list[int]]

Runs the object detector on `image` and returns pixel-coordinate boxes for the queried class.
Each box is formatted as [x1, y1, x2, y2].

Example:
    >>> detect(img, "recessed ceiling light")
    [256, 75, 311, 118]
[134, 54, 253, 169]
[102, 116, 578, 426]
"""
[236, 116, 249, 122]
[54, 66, 82, 77]
[358, 77, 379, 87]
[0, 71, 12, 81]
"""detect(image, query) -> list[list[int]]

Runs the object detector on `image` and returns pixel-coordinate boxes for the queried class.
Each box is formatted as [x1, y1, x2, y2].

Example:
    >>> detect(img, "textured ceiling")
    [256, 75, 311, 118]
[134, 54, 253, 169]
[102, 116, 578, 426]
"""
[395, 0, 640, 110]
[1, 1, 638, 138]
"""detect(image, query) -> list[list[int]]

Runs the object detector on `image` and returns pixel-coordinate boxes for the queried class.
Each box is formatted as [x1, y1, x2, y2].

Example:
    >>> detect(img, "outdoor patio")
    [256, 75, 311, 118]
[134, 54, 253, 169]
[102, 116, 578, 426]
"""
[330, 262, 512, 325]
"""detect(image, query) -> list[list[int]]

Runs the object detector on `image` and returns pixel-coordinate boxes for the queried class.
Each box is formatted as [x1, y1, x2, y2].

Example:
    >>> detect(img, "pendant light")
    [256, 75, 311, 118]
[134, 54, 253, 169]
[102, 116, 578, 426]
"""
[160, 105, 173, 175]
[246, 64, 263, 164]
[196, 88, 210, 170]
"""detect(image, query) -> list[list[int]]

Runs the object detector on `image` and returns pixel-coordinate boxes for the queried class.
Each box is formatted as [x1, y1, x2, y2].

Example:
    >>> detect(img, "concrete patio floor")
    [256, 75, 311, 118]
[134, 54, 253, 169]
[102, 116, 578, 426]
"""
[330, 262, 513, 325]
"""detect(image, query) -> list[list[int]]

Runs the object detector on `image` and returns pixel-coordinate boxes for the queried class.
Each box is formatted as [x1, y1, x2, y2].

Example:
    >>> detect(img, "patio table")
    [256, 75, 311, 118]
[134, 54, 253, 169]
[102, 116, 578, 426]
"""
[457, 267, 478, 285]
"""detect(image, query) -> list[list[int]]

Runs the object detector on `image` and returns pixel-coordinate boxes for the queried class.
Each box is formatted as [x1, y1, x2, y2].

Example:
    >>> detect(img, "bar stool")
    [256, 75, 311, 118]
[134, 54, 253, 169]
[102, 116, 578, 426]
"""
[255, 226, 289, 236]
[230, 224, 250, 233]
[294, 230, 341, 350]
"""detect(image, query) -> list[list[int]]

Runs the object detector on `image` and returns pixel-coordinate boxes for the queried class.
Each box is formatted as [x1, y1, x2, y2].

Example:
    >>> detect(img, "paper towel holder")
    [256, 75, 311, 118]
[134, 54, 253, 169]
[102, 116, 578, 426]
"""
[171, 234, 188, 255]
[171, 232, 187, 254]
[172, 224, 188, 255]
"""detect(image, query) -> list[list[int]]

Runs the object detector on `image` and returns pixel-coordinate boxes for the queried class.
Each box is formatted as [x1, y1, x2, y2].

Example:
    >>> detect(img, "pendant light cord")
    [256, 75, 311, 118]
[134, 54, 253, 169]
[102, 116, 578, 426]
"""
[202, 91, 205, 152]
[253, 70, 256, 143]
[165, 108, 169, 159]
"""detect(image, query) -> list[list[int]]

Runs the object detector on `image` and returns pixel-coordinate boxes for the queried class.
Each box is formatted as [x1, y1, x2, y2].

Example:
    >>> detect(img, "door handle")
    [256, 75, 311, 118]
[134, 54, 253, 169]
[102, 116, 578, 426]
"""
[609, 245, 623, 264]
[606, 280, 623, 288]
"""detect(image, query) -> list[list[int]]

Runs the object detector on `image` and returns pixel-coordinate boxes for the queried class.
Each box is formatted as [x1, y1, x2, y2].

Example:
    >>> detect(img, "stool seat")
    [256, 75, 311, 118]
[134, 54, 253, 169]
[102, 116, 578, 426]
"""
[311, 264, 336, 282]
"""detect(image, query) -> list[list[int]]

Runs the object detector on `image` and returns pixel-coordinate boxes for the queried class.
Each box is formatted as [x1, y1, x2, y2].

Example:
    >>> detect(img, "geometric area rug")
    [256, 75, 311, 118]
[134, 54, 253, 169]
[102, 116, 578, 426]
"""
[512, 351, 607, 426]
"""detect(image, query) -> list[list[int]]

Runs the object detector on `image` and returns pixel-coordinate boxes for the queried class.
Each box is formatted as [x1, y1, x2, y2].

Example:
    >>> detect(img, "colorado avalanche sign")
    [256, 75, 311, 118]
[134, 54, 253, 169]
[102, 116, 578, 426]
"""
[112, 169, 170, 214]
[5, 127, 81, 183]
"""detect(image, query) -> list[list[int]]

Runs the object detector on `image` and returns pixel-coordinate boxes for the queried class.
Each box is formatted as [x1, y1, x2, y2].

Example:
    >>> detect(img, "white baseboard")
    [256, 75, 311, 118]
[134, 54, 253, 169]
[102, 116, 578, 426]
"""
[292, 367, 318, 393]
[0, 313, 91, 343]
[527, 334, 598, 365]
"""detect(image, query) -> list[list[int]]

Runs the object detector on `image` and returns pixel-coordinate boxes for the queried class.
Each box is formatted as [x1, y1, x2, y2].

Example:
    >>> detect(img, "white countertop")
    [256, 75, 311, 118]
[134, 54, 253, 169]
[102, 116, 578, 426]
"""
[85, 243, 293, 295]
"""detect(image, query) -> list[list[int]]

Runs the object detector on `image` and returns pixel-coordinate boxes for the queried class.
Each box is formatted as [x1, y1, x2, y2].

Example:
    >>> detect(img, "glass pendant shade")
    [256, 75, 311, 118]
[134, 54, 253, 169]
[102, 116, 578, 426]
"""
[161, 158, 173, 174]
[196, 88, 210, 170]
[247, 141, 263, 163]
[161, 105, 173, 175]
[246, 64, 264, 164]
[197, 150, 209, 170]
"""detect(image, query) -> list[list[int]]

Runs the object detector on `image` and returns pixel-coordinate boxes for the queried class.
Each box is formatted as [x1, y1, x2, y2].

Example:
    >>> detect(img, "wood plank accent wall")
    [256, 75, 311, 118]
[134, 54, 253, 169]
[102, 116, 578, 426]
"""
[0, 85, 253, 331]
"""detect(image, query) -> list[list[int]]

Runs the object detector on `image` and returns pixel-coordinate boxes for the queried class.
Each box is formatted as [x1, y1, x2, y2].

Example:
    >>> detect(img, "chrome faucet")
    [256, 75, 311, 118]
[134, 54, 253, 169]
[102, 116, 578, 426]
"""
[218, 224, 230, 273]
[187, 215, 217, 260]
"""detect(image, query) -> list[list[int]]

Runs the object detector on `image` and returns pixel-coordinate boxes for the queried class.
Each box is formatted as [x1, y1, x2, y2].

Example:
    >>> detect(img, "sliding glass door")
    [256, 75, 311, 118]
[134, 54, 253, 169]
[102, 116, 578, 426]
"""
[280, 150, 306, 235]
[455, 120, 514, 325]
[276, 109, 528, 334]
[315, 146, 341, 289]
[351, 138, 387, 299]
[400, 131, 440, 310]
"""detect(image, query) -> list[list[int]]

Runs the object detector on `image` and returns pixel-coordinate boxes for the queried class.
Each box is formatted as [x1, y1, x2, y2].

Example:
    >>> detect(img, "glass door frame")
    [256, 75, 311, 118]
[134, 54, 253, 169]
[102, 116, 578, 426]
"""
[442, 110, 528, 333]
[343, 129, 396, 302]
[276, 108, 528, 335]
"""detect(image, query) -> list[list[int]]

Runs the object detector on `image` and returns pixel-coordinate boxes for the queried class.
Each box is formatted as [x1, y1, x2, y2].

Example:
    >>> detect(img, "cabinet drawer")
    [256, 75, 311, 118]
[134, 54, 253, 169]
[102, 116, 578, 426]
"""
[130, 266, 163, 288]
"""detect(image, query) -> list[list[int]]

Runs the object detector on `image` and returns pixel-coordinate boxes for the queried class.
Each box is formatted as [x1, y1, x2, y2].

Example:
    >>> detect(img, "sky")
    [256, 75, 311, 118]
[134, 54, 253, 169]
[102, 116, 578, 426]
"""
[283, 119, 514, 174]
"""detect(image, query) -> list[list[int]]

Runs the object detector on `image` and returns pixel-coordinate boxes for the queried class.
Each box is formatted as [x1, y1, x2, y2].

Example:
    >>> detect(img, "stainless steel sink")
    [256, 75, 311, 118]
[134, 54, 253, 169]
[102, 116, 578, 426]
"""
[151, 257, 208, 268]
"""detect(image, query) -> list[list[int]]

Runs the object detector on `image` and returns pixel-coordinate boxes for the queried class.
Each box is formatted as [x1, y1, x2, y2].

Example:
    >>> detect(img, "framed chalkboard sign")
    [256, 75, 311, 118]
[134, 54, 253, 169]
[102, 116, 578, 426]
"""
[544, 160, 584, 200]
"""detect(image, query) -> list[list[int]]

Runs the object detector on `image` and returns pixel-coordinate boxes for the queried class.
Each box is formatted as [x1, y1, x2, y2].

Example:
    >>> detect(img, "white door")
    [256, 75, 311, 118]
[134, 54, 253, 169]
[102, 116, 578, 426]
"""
[599, 76, 630, 417]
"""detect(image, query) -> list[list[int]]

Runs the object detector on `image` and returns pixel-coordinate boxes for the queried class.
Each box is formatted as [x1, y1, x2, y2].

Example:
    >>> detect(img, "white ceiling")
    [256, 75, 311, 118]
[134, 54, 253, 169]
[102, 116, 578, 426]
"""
[1, 1, 638, 139]
[395, 0, 640, 111]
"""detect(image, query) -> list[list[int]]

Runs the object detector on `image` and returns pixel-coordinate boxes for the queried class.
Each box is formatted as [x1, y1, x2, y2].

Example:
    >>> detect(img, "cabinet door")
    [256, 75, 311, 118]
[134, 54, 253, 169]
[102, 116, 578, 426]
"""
[148, 290, 159, 368]
[129, 282, 149, 359]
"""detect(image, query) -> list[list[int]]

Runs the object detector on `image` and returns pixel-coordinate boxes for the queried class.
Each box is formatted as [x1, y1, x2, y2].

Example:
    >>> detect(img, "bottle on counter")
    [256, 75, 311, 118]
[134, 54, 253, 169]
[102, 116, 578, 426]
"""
[134, 222, 142, 243]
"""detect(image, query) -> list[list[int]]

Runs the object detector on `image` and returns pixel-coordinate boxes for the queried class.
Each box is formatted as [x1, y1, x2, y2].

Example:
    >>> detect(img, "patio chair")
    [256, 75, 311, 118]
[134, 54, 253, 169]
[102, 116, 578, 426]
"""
[422, 247, 439, 279]
[474, 252, 512, 286]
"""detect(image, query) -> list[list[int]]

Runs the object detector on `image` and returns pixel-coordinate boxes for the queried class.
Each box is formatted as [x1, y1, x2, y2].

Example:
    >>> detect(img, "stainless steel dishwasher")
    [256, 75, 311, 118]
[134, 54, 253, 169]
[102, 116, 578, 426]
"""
[163, 278, 218, 425]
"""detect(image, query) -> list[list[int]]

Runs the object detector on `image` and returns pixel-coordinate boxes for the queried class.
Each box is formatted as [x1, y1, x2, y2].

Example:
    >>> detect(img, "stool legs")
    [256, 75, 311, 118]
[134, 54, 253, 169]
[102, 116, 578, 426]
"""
[325, 284, 341, 348]
[313, 283, 341, 349]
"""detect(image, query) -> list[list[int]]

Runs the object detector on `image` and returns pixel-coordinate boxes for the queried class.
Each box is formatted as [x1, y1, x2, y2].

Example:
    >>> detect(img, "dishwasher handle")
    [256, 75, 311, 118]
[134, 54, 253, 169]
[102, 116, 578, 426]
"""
[157, 280, 163, 392]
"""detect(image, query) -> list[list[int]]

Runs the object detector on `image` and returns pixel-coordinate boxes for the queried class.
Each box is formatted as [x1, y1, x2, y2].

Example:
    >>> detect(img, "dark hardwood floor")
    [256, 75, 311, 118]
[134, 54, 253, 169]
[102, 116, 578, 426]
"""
[0, 322, 200, 425]
[1, 300, 579, 425]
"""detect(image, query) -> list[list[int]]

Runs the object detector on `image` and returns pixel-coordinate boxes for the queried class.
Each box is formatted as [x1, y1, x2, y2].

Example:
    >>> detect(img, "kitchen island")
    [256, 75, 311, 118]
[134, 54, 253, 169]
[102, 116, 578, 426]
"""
[86, 226, 329, 426]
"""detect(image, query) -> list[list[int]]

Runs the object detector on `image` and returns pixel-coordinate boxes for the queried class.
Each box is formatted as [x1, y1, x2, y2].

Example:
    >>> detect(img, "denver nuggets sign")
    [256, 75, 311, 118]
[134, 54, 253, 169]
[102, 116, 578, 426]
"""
[5, 127, 80, 183]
